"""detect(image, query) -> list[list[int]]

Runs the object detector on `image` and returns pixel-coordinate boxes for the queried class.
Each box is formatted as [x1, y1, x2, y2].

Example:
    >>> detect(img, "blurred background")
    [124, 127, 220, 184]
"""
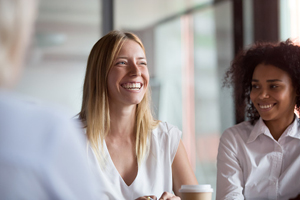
[16, 0, 300, 198]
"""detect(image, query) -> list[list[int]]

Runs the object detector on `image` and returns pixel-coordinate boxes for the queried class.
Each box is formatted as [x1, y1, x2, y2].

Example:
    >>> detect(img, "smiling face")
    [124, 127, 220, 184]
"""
[250, 64, 296, 124]
[107, 39, 149, 107]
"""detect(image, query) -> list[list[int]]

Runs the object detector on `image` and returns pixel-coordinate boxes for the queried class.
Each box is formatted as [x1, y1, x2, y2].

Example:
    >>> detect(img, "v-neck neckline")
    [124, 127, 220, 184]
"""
[103, 140, 140, 187]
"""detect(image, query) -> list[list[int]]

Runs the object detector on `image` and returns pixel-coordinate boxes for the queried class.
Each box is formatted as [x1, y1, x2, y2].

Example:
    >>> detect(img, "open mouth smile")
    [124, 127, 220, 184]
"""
[121, 82, 143, 91]
[258, 103, 276, 110]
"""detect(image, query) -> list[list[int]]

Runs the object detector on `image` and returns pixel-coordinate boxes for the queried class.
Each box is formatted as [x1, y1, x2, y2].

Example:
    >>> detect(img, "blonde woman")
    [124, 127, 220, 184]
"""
[79, 30, 198, 200]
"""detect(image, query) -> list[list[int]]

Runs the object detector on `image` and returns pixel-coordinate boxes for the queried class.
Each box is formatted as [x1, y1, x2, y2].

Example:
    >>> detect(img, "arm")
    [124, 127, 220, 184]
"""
[172, 140, 198, 197]
[216, 135, 244, 200]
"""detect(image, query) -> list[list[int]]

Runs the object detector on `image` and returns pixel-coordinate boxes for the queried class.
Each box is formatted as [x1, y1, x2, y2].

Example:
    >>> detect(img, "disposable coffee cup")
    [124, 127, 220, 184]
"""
[179, 184, 213, 200]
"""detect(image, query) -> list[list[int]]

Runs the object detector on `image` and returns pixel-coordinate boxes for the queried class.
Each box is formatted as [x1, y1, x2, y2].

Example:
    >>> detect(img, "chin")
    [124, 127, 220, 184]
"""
[132, 100, 143, 105]
[260, 115, 276, 122]
[125, 99, 142, 105]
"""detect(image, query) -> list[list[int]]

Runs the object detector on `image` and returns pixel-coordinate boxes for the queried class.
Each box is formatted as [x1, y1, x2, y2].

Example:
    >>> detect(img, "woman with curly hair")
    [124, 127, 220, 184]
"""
[78, 30, 198, 200]
[216, 40, 300, 200]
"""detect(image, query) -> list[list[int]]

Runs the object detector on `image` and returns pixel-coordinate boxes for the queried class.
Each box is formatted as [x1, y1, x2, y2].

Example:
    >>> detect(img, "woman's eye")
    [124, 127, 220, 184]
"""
[252, 84, 259, 89]
[270, 85, 278, 89]
[116, 61, 126, 65]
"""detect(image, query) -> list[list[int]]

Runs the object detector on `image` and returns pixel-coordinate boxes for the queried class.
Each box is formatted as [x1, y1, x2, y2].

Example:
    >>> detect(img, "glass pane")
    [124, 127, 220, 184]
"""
[193, 2, 234, 199]
[280, 0, 300, 41]
[154, 19, 183, 129]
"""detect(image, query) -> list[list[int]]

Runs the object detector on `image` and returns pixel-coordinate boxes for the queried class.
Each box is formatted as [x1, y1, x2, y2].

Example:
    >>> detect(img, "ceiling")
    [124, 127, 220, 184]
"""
[33, 0, 211, 61]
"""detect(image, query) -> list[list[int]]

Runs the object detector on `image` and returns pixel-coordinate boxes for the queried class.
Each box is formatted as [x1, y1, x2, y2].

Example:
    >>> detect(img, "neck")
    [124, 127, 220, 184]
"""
[108, 102, 136, 139]
[264, 114, 295, 141]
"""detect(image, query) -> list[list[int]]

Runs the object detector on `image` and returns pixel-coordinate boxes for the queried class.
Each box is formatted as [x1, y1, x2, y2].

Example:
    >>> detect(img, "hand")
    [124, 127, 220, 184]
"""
[290, 194, 300, 200]
[135, 195, 157, 200]
[158, 192, 181, 200]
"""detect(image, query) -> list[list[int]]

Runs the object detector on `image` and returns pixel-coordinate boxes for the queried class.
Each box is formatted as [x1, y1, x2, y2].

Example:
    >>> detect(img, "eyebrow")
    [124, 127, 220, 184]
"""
[251, 79, 283, 82]
[116, 56, 146, 60]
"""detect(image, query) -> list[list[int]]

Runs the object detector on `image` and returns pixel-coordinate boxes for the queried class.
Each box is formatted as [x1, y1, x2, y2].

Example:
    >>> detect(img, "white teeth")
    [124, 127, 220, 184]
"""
[259, 104, 273, 109]
[122, 83, 142, 90]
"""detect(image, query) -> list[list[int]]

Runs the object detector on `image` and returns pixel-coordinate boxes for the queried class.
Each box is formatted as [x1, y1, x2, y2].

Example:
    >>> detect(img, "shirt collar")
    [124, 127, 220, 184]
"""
[247, 115, 300, 143]
[286, 115, 300, 139]
[247, 118, 269, 143]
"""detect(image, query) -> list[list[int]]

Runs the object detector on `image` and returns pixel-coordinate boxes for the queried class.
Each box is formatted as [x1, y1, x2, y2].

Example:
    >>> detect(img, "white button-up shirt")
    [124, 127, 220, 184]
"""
[217, 117, 300, 200]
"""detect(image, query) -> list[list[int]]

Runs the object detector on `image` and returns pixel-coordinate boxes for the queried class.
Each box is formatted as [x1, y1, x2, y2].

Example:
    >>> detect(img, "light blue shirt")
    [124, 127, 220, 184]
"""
[0, 91, 101, 200]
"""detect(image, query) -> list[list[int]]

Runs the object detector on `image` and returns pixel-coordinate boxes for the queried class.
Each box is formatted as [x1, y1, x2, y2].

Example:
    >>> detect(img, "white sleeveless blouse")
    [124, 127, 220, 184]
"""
[88, 122, 182, 200]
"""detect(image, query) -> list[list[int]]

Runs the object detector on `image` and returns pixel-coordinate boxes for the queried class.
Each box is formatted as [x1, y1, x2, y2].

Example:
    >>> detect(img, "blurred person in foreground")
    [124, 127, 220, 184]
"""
[78, 30, 198, 200]
[217, 40, 300, 200]
[0, 0, 101, 199]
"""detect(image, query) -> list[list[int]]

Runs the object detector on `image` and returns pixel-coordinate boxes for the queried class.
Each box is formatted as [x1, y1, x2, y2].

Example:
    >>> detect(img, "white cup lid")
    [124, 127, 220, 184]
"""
[179, 184, 213, 193]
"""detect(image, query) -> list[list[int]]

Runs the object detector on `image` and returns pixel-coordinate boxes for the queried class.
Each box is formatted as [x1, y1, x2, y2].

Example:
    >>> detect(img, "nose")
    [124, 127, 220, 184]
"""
[129, 62, 141, 76]
[258, 89, 269, 99]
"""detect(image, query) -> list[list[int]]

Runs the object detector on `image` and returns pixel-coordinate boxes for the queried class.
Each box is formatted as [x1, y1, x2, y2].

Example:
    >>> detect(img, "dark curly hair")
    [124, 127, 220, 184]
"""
[224, 39, 300, 125]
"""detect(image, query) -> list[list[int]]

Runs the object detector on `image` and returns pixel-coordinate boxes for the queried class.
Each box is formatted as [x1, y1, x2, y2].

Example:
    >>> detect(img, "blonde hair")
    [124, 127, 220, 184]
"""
[79, 30, 159, 165]
[0, 0, 36, 87]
